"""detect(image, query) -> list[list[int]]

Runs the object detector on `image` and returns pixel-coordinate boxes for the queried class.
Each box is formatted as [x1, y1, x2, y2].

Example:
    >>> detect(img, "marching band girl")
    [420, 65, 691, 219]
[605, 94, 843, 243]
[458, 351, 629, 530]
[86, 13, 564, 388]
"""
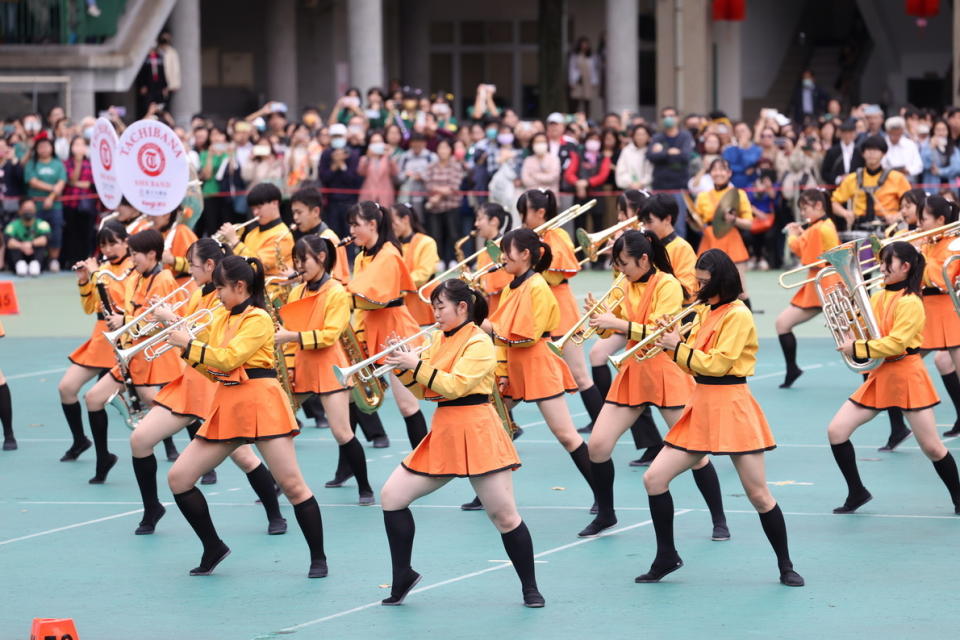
[828, 241, 960, 516]
[381, 279, 544, 608]
[473, 202, 512, 314]
[165, 256, 328, 577]
[643, 249, 803, 587]
[275, 235, 374, 505]
[391, 202, 441, 326]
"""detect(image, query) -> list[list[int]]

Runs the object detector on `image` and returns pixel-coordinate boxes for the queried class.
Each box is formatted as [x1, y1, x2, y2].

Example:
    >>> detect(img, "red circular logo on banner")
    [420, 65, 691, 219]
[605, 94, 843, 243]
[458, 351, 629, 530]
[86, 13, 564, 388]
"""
[98, 139, 113, 171]
[137, 143, 166, 177]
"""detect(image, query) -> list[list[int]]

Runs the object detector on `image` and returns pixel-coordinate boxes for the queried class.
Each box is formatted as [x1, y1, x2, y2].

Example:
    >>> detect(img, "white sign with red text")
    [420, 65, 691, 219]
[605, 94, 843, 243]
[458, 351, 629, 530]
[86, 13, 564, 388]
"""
[116, 120, 188, 216]
[90, 117, 121, 210]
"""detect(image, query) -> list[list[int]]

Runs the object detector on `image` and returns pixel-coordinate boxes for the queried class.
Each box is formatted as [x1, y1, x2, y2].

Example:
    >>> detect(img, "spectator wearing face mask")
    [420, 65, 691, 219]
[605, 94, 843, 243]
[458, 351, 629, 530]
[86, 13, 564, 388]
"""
[396, 132, 437, 217]
[616, 124, 653, 191]
[791, 70, 829, 124]
[648, 107, 695, 236]
[359, 130, 399, 206]
[883, 116, 923, 181]
[521, 132, 561, 193]
[921, 119, 960, 191]
[424, 138, 466, 266]
[564, 130, 612, 232]
[5, 197, 49, 276]
[317, 123, 362, 238]
[62, 136, 97, 266]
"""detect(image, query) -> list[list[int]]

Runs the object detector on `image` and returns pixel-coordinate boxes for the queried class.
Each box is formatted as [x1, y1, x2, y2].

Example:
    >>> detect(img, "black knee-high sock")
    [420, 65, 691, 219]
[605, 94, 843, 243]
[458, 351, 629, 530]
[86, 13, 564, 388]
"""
[758, 503, 794, 572]
[778, 332, 799, 371]
[569, 441, 593, 487]
[185, 420, 200, 440]
[888, 407, 907, 435]
[591, 365, 612, 399]
[342, 437, 372, 493]
[830, 440, 866, 495]
[580, 385, 604, 422]
[62, 401, 85, 444]
[500, 521, 538, 591]
[591, 458, 615, 518]
[932, 452, 960, 504]
[132, 454, 161, 511]
[691, 461, 726, 526]
[941, 373, 960, 420]
[293, 496, 326, 562]
[630, 406, 662, 449]
[0, 383, 12, 439]
[246, 463, 283, 521]
[352, 404, 387, 441]
[174, 487, 222, 552]
[88, 408, 110, 464]
[404, 411, 428, 449]
[384, 507, 416, 579]
[648, 491, 678, 561]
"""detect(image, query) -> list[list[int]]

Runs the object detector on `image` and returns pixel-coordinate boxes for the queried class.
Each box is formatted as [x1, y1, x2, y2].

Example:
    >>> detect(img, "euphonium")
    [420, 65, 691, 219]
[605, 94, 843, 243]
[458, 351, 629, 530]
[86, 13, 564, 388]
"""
[814, 238, 884, 372]
[548, 273, 627, 356]
[608, 302, 701, 369]
[333, 323, 439, 386]
[338, 325, 387, 414]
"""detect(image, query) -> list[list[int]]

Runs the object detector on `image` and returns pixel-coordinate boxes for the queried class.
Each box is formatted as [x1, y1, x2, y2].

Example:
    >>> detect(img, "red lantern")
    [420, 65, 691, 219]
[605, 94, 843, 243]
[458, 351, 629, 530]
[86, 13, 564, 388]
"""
[713, 0, 745, 21]
[906, 0, 939, 17]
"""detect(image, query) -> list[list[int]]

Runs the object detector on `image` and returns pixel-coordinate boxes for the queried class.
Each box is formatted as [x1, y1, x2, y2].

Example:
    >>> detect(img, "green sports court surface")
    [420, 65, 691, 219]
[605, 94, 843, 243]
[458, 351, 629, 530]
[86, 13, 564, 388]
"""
[0, 270, 956, 639]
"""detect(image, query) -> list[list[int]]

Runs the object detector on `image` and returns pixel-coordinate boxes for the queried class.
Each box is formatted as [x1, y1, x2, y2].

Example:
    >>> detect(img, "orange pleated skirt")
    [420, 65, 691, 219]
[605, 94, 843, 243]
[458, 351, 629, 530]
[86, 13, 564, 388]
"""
[197, 377, 299, 442]
[293, 343, 351, 395]
[152, 365, 216, 421]
[503, 339, 578, 403]
[606, 351, 694, 408]
[109, 346, 183, 386]
[698, 227, 749, 264]
[921, 294, 960, 350]
[849, 354, 940, 411]
[550, 282, 581, 336]
[403, 403, 521, 477]
[664, 380, 776, 455]
[357, 306, 422, 364]
[69, 320, 116, 369]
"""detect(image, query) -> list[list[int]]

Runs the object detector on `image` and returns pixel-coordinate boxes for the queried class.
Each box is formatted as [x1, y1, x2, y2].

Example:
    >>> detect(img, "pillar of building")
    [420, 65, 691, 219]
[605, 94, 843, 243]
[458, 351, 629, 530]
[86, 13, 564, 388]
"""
[265, 0, 298, 111]
[68, 70, 95, 120]
[169, 0, 201, 126]
[713, 18, 741, 119]
[348, 0, 384, 91]
[655, 0, 711, 115]
[605, 0, 639, 114]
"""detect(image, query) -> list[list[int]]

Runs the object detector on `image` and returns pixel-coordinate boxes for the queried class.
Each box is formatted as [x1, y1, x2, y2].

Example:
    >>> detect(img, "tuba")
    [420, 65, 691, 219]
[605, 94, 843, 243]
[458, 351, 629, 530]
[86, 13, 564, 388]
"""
[338, 325, 387, 414]
[815, 238, 884, 372]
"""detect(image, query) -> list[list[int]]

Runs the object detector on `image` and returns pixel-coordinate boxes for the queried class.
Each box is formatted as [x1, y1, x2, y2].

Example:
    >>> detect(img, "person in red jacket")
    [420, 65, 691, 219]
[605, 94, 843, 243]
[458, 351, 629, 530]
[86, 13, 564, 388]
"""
[564, 130, 612, 234]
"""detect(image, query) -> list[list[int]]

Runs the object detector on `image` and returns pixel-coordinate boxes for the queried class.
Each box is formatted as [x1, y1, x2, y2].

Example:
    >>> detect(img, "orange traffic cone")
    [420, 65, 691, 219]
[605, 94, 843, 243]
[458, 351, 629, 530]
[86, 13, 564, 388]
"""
[29, 617, 79, 640]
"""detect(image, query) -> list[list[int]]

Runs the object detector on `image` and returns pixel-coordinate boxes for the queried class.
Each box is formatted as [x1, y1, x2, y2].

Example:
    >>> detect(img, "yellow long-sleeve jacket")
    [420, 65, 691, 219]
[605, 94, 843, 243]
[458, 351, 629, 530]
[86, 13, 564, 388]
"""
[232, 218, 294, 276]
[284, 277, 351, 350]
[664, 234, 697, 298]
[670, 300, 758, 378]
[77, 258, 132, 315]
[396, 323, 495, 400]
[490, 271, 559, 377]
[183, 303, 275, 375]
[597, 272, 684, 343]
[851, 287, 924, 360]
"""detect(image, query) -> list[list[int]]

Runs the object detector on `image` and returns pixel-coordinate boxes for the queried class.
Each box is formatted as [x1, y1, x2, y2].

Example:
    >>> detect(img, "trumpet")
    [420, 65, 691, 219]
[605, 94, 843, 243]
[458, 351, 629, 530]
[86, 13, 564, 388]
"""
[548, 273, 627, 356]
[212, 217, 258, 243]
[333, 323, 439, 386]
[454, 230, 477, 262]
[576, 217, 641, 262]
[608, 302, 701, 369]
[103, 279, 195, 346]
[114, 307, 219, 368]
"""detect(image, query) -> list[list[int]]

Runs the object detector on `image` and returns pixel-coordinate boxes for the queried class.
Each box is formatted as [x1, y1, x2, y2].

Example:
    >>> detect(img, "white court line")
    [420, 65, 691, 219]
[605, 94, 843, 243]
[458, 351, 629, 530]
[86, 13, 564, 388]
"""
[6, 366, 68, 380]
[264, 514, 682, 637]
[752, 363, 824, 381]
[0, 508, 146, 545]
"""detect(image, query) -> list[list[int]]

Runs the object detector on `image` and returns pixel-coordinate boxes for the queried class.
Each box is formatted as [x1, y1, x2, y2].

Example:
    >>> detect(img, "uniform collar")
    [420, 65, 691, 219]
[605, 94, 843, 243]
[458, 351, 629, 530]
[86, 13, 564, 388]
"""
[443, 320, 471, 337]
[201, 282, 215, 296]
[884, 280, 907, 291]
[637, 267, 655, 283]
[230, 298, 252, 315]
[258, 217, 283, 232]
[509, 269, 535, 289]
[142, 263, 162, 277]
[399, 234, 414, 244]
[306, 273, 330, 291]
[662, 232, 677, 244]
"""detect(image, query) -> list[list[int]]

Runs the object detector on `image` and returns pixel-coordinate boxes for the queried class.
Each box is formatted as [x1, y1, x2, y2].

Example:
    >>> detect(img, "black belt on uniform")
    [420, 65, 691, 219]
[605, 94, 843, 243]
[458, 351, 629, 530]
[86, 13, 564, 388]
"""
[437, 393, 489, 408]
[559, 279, 569, 285]
[246, 368, 277, 379]
[885, 347, 920, 362]
[694, 375, 746, 385]
[385, 299, 404, 308]
[97, 312, 106, 320]
[922, 287, 945, 296]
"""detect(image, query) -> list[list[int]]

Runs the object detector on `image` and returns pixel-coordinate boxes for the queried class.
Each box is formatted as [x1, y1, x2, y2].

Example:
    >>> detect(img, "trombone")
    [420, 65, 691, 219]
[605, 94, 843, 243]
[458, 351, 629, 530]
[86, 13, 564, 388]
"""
[548, 273, 627, 356]
[114, 306, 219, 369]
[103, 279, 195, 345]
[608, 302, 701, 369]
[417, 243, 503, 303]
[333, 323, 440, 386]
[212, 217, 258, 243]
[576, 217, 641, 263]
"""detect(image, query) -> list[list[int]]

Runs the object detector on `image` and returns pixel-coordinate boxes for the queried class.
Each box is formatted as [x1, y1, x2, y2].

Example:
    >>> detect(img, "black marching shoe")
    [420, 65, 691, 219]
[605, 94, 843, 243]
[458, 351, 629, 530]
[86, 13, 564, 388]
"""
[832, 489, 873, 514]
[325, 470, 354, 488]
[164, 439, 180, 462]
[943, 422, 960, 438]
[629, 445, 662, 467]
[954, 500, 960, 516]
[779, 366, 803, 389]
[200, 470, 218, 485]
[878, 429, 912, 452]
[314, 415, 330, 429]
[189, 541, 231, 576]
[308, 559, 328, 578]
[460, 496, 483, 511]
[135, 505, 166, 535]
[2, 437, 17, 451]
[372, 436, 390, 449]
[780, 568, 805, 587]
[635, 556, 684, 583]
[88, 453, 119, 484]
[578, 515, 617, 538]
[589, 501, 598, 515]
[522, 587, 546, 608]
[711, 522, 731, 541]
[267, 517, 288, 535]
[381, 569, 422, 606]
[60, 438, 91, 461]
[359, 491, 376, 506]
[512, 426, 524, 441]
[576, 422, 594, 434]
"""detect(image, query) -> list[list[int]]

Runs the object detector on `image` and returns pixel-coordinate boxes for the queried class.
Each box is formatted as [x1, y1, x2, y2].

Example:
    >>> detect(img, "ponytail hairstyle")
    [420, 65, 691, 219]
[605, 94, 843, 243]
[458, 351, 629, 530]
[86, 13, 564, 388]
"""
[390, 202, 426, 235]
[612, 229, 689, 301]
[97, 219, 128, 247]
[900, 187, 927, 221]
[187, 237, 233, 267]
[429, 279, 489, 326]
[924, 194, 959, 225]
[294, 234, 336, 274]
[879, 240, 924, 296]
[213, 255, 268, 310]
[797, 188, 831, 217]
[347, 200, 400, 254]
[617, 189, 651, 221]
[639, 192, 679, 226]
[500, 228, 552, 273]
[127, 229, 164, 262]
[478, 201, 511, 235]
[516, 188, 558, 225]
[694, 249, 743, 305]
